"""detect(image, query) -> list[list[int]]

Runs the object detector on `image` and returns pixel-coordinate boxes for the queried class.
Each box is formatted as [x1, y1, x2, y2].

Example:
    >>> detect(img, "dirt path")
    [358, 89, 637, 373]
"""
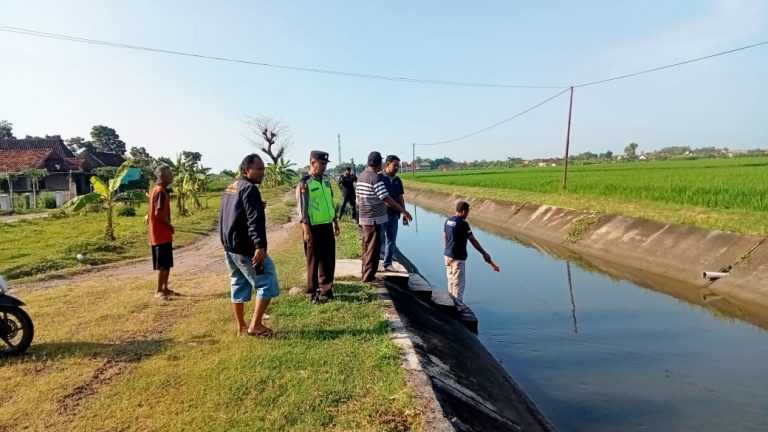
[15, 192, 297, 294]
[0, 211, 49, 223]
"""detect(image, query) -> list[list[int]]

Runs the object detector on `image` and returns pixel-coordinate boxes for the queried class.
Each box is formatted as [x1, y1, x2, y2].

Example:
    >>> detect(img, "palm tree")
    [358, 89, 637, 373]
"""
[25, 168, 47, 208]
[66, 161, 144, 240]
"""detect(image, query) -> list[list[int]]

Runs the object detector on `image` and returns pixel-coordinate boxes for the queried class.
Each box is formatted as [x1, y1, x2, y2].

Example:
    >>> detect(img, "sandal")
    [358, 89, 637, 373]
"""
[164, 289, 182, 297]
[154, 292, 171, 301]
[246, 328, 275, 338]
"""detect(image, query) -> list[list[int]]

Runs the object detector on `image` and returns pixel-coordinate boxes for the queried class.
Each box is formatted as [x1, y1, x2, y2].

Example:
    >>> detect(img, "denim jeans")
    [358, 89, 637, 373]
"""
[381, 213, 400, 267]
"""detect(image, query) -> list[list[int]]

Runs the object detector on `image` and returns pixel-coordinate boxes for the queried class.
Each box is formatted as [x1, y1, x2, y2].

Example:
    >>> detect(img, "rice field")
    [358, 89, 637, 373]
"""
[414, 157, 768, 212]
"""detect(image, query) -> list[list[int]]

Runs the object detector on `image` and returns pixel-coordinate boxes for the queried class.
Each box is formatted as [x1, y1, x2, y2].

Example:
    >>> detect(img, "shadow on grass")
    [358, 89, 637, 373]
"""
[329, 282, 380, 303]
[0, 338, 170, 365]
[285, 320, 391, 341]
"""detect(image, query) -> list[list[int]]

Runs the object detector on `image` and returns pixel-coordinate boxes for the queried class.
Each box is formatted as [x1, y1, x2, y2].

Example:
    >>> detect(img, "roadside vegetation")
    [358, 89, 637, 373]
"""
[409, 157, 768, 236]
[0, 194, 221, 280]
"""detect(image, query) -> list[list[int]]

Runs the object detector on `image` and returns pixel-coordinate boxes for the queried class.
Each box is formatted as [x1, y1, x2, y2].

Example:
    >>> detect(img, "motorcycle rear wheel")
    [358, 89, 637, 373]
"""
[0, 305, 34, 355]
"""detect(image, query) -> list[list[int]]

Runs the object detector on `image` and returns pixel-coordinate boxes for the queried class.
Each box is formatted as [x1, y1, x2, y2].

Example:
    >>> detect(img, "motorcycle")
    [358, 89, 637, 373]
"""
[0, 276, 34, 355]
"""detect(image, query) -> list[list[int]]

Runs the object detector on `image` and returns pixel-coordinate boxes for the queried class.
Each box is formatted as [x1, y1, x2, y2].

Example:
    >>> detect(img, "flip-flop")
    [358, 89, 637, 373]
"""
[247, 328, 275, 338]
[164, 289, 183, 297]
[154, 292, 171, 301]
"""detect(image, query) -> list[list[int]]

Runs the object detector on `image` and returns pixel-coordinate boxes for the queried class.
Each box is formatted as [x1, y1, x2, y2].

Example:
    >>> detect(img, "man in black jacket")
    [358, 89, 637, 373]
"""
[220, 154, 279, 338]
[336, 166, 357, 220]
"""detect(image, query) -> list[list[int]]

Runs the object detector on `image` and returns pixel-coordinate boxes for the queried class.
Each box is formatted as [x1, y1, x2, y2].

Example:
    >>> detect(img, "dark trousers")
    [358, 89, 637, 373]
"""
[361, 223, 382, 282]
[338, 193, 357, 220]
[304, 223, 336, 293]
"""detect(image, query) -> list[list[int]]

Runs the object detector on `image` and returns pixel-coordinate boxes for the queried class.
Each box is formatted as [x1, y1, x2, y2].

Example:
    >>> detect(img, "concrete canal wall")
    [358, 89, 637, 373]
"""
[406, 187, 768, 327]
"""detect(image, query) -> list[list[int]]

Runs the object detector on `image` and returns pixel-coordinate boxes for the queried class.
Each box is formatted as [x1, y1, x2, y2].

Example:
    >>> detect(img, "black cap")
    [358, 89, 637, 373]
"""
[367, 151, 383, 167]
[310, 150, 330, 162]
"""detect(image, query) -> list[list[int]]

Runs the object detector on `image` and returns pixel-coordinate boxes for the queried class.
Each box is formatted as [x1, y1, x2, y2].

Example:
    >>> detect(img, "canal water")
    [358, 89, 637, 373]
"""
[396, 203, 768, 432]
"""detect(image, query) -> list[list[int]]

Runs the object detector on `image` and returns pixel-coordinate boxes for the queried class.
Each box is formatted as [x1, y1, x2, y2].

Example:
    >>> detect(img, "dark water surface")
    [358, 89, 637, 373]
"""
[396, 204, 768, 432]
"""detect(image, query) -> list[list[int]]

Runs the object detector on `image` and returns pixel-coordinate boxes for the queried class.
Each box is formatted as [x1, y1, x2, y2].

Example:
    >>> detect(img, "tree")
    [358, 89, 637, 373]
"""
[246, 115, 291, 165]
[66, 136, 95, 153]
[66, 161, 144, 240]
[624, 142, 639, 161]
[181, 151, 202, 163]
[220, 169, 236, 178]
[90, 125, 126, 155]
[129, 146, 155, 164]
[126, 146, 158, 191]
[432, 157, 455, 169]
[162, 153, 209, 216]
[0, 121, 14, 139]
[25, 168, 47, 208]
[0, 172, 17, 209]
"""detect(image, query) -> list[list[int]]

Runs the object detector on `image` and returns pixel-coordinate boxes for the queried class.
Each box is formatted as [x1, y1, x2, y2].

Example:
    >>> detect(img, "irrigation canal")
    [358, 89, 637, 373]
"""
[396, 203, 768, 432]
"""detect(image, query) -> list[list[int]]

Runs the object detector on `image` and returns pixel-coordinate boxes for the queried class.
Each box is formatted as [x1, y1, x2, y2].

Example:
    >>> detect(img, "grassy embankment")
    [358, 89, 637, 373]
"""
[0, 183, 419, 431]
[407, 157, 768, 236]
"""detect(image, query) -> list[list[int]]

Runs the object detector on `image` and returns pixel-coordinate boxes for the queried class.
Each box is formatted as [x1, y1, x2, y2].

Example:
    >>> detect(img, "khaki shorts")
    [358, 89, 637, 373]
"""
[444, 256, 466, 303]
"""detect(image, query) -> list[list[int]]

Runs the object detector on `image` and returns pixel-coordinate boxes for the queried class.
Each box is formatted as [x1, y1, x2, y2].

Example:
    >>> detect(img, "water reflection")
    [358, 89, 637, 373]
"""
[399, 202, 768, 432]
[566, 261, 578, 334]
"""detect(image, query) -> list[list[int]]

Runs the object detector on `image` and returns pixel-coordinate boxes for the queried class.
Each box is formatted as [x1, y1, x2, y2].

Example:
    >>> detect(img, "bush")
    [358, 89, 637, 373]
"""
[64, 238, 127, 256]
[6, 259, 69, 279]
[117, 205, 137, 217]
[49, 209, 69, 219]
[11, 195, 30, 210]
[38, 192, 57, 209]
[84, 203, 103, 214]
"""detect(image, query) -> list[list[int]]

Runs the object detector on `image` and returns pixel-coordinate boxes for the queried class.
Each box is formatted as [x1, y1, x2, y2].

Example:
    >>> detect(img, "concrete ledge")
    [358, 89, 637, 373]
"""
[407, 188, 768, 324]
[383, 282, 554, 432]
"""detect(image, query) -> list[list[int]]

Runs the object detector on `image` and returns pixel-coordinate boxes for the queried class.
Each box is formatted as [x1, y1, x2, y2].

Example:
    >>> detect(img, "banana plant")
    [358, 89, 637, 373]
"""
[265, 158, 297, 187]
[65, 161, 145, 240]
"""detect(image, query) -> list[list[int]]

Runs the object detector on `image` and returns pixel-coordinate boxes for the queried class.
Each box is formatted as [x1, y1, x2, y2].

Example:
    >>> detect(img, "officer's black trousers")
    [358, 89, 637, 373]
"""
[304, 222, 336, 293]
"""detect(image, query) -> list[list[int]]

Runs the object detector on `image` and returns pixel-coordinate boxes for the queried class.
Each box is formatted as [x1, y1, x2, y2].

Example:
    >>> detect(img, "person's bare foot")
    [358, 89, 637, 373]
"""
[246, 324, 275, 338]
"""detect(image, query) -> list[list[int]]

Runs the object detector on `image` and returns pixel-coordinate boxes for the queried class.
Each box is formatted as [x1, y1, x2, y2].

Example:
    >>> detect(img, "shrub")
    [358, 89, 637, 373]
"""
[117, 205, 137, 217]
[49, 209, 68, 219]
[64, 238, 127, 256]
[12, 195, 30, 209]
[38, 192, 57, 209]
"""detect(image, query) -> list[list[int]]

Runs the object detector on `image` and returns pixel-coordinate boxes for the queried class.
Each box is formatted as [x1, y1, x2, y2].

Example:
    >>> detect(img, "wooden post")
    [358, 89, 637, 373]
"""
[562, 86, 574, 190]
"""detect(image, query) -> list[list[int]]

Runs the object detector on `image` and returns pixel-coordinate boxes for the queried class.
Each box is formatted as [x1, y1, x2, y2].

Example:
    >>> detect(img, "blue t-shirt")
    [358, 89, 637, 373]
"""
[444, 215, 472, 260]
[383, 174, 404, 216]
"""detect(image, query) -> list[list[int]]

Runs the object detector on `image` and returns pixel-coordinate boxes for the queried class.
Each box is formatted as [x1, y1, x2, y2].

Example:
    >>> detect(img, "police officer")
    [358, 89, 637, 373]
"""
[296, 150, 340, 303]
[337, 166, 357, 220]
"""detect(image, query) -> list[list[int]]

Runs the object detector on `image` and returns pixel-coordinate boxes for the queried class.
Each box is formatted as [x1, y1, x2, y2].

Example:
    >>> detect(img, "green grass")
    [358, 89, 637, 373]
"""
[409, 158, 768, 236]
[0, 190, 419, 431]
[0, 186, 291, 280]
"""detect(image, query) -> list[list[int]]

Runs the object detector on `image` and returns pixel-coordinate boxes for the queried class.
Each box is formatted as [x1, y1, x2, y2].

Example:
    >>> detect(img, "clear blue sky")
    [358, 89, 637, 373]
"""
[1, 0, 766, 171]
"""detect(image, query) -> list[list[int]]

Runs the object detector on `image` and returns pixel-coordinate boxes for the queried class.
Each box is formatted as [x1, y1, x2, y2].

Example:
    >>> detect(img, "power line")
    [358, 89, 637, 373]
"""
[574, 40, 768, 88]
[413, 41, 768, 146]
[0, 25, 564, 89]
[2, 25, 765, 92]
[2, 25, 766, 149]
[414, 88, 570, 146]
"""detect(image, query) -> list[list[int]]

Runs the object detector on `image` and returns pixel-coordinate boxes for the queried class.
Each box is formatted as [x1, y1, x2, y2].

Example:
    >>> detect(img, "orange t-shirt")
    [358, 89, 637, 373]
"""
[149, 184, 173, 245]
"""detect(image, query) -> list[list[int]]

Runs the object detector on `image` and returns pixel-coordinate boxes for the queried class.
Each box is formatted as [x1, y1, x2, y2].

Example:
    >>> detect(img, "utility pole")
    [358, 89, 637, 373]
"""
[337, 133, 341, 167]
[562, 86, 574, 190]
[412, 143, 416, 178]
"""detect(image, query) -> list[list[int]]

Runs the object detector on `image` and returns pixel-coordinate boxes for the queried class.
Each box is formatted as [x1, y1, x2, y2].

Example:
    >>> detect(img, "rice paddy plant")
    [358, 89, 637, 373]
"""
[415, 157, 768, 212]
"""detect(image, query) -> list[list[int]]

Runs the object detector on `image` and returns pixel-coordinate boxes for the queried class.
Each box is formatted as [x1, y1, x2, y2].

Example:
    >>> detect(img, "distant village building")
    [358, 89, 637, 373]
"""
[0, 138, 125, 208]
